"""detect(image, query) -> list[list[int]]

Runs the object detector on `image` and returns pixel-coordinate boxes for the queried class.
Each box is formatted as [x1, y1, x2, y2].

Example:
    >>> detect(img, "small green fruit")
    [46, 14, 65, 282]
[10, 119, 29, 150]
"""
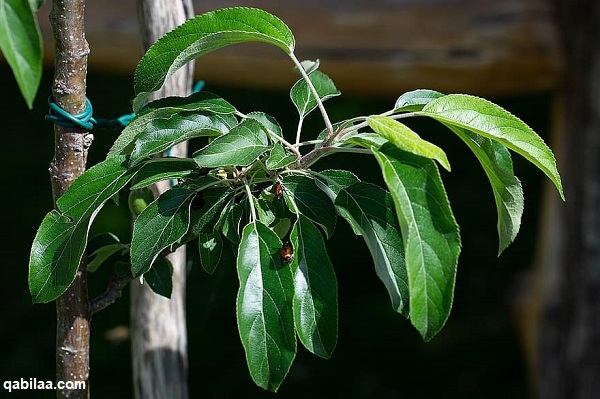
[128, 188, 155, 216]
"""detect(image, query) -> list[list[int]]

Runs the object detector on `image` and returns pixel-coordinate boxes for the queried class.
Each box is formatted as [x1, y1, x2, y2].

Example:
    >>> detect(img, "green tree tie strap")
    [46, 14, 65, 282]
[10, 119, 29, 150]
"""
[46, 96, 135, 129]
[46, 81, 205, 130]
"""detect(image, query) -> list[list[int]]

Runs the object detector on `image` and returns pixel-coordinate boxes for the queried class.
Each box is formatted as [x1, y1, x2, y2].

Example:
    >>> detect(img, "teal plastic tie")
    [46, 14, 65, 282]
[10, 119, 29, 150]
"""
[192, 80, 205, 93]
[46, 97, 134, 129]
[47, 81, 205, 130]
[46, 97, 97, 130]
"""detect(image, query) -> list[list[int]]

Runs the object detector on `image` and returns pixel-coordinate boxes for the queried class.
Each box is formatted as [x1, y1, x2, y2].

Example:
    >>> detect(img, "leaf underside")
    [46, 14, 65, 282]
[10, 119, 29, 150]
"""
[372, 144, 461, 341]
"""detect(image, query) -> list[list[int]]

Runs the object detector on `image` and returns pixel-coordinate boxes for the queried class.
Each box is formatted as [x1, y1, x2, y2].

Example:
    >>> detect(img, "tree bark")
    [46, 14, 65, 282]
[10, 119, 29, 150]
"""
[537, 1, 600, 398]
[131, 1, 194, 398]
[49, 0, 92, 398]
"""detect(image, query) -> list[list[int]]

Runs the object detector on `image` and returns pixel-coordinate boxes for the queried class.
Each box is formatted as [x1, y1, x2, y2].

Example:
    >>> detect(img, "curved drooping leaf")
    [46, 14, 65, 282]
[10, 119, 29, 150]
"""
[198, 231, 223, 274]
[313, 169, 361, 235]
[219, 202, 244, 245]
[144, 256, 173, 298]
[236, 221, 296, 392]
[372, 145, 461, 341]
[290, 70, 341, 119]
[130, 112, 236, 166]
[281, 174, 336, 238]
[0, 0, 42, 109]
[193, 118, 270, 167]
[29, 156, 138, 303]
[368, 115, 451, 171]
[334, 182, 409, 316]
[130, 158, 199, 189]
[86, 243, 128, 273]
[86, 232, 127, 273]
[190, 187, 234, 235]
[108, 92, 236, 158]
[449, 125, 524, 254]
[394, 89, 444, 112]
[134, 7, 295, 110]
[290, 215, 338, 358]
[419, 94, 564, 199]
[131, 187, 195, 276]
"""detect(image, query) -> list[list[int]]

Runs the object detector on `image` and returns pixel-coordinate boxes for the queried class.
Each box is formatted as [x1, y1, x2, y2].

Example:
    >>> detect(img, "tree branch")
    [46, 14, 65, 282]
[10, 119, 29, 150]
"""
[90, 274, 134, 314]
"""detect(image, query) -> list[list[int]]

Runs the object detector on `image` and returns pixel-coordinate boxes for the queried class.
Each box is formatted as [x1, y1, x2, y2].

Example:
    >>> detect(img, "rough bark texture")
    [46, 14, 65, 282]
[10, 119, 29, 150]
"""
[538, 2, 600, 398]
[131, 1, 194, 398]
[49, 0, 92, 398]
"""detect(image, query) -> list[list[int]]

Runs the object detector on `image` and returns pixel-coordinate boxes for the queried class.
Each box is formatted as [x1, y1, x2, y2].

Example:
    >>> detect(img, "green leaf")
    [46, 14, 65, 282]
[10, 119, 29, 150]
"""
[144, 256, 173, 298]
[254, 196, 277, 227]
[290, 216, 338, 358]
[29, 156, 138, 303]
[394, 89, 444, 112]
[419, 94, 564, 199]
[314, 170, 360, 193]
[372, 145, 461, 341]
[190, 187, 234, 235]
[130, 158, 199, 189]
[236, 221, 296, 392]
[29, 0, 44, 10]
[290, 70, 340, 119]
[341, 132, 388, 150]
[246, 111, 283, 137]
[0, 0, 42, 109]
[198, 231, 223, 274]
[219, 203, 244, 245]
[131, 187, 195, 276]
[265, 143, 298, 170]
[87, 243, 128, 273]
[193, 118, 270, 168]
[313, 169, 361, 235]
[134, 7, 295, 110]
[334, 182, 409, 315]
[281, 174, 336, 238]
[108, 91, 236, 158]
[138, 91, 237, 116]
[368, 115, 451, 172]
[130, 112, 236, 166]
[449, 126, 524, 254]
[293, 59, 320, 75]
[86, 233, 126, 273]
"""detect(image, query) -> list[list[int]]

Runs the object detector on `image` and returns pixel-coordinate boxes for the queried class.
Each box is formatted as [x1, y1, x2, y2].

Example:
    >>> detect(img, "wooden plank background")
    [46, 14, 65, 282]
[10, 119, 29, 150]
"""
[31, 0, 563, 96]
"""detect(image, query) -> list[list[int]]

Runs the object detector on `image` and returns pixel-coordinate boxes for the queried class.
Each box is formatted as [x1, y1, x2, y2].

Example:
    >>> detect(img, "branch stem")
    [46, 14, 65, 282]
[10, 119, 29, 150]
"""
[90, 274, 134, 314]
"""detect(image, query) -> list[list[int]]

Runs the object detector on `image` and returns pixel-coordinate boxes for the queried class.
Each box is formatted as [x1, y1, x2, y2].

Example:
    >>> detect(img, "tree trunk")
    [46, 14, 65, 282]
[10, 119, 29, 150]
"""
[130, 1, 194, 398]
[537, 1, 600, 398]
[49, 0, 93, 398]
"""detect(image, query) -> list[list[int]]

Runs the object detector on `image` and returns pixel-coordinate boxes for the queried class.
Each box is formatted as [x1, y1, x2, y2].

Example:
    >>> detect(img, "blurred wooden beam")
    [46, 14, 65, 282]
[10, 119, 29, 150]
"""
[31, 0, 562, 97]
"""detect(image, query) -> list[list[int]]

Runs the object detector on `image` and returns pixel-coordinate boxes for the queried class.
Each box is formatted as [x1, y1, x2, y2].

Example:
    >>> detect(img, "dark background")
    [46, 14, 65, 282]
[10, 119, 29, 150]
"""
[0, 62, 551, 398]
